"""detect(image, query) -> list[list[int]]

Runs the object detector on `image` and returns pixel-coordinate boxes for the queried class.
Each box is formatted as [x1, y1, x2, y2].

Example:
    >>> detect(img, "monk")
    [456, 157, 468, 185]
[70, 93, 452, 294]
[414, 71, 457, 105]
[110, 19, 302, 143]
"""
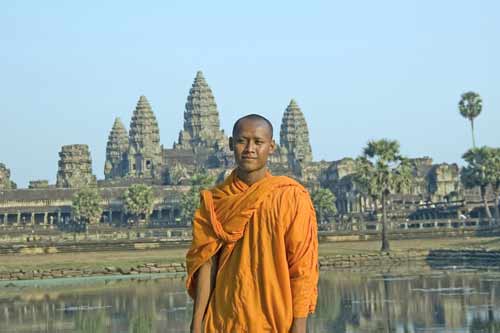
[186, 114, 318, 333]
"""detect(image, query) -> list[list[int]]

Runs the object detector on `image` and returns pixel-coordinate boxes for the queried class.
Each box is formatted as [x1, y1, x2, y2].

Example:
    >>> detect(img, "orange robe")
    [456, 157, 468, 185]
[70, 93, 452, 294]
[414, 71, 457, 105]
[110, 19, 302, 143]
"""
[186, 170, 318, 332]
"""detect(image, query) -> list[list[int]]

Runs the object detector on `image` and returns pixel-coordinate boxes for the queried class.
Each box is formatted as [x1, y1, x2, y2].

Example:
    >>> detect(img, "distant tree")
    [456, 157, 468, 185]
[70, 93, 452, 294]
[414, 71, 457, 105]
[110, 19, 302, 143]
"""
[72, 187, 103, 225]
[180, 171, 215, 225]
[461, 147, 500, 221]
[353, 139, 412, 252]
[353, 157, 380, 212]
[489, 149, 500, 220]
[458, 91, 482, 148]
[311, 188, 337, 224]
[123, 184, 155, 225]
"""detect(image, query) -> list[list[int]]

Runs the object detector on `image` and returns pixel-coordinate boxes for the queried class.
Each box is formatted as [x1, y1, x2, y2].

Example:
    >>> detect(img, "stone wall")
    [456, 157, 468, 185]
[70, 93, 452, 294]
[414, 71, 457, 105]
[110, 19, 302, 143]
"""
[427, 248, 500, 264]
[319, 250, 430, 269]
[1, 246, 499, 281]
[0, 262, 186, 281]
[0, 227, 191, 247]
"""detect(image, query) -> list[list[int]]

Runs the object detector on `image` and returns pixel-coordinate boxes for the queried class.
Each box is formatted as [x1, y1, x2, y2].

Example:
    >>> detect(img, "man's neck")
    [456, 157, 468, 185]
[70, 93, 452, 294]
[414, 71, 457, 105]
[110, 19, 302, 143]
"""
[236, 167, 268, 186]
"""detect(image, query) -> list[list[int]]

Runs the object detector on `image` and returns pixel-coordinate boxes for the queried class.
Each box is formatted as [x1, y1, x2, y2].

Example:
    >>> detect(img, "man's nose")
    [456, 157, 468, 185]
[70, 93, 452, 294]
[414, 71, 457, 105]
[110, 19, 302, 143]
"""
[244, 141, 256, 152]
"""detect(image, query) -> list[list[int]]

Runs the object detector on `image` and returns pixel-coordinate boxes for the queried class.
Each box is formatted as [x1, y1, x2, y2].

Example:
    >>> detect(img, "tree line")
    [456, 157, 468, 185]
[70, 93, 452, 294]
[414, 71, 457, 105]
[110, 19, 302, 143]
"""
[70, 174, 215, 228]
[348, 91, 500, 251]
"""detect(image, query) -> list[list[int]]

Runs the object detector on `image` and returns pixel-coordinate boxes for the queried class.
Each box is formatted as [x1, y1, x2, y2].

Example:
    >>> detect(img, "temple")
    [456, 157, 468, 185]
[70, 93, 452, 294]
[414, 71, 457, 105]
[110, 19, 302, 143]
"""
[56, 144, 97, 188]
[0, 71, 492, 230]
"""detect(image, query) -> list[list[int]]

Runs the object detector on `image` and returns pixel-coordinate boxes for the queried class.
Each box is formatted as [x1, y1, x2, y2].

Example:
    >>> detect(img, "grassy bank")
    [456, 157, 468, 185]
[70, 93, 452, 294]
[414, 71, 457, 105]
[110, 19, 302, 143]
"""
[1, 236, 499, 273]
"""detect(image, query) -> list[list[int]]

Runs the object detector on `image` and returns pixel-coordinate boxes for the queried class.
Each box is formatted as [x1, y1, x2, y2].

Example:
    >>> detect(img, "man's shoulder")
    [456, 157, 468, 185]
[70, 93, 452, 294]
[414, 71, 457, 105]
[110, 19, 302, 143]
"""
[268, 175, 308, 195]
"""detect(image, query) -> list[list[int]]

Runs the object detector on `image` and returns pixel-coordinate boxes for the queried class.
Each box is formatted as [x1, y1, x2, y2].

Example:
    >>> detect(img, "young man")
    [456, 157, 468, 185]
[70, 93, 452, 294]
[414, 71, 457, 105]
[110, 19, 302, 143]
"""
[186, 114, 318, 333]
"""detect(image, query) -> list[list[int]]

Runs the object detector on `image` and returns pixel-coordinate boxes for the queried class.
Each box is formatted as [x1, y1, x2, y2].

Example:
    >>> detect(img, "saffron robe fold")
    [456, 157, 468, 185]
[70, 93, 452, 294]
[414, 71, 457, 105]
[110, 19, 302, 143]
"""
[186, 170, 318, 332]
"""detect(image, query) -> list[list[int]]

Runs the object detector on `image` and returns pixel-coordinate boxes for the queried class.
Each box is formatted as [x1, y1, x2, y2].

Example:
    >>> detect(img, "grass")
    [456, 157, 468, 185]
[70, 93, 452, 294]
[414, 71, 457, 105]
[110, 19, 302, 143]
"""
[1, 236, 500, 273]
[318, 236, 500, 256]
[0, 247, 189, 273]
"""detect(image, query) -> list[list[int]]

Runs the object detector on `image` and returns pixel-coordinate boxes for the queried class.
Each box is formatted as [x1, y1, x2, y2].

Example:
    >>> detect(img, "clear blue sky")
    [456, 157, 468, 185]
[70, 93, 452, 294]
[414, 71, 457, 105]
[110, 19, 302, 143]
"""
[1, 0, 499, 187]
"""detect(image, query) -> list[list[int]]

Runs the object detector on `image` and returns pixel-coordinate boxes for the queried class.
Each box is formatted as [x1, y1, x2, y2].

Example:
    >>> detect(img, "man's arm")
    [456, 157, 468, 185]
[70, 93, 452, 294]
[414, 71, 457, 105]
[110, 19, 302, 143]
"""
[290, 317, 307, 333]
[285, 189, 319, 333]
[190, 254, 218, 333]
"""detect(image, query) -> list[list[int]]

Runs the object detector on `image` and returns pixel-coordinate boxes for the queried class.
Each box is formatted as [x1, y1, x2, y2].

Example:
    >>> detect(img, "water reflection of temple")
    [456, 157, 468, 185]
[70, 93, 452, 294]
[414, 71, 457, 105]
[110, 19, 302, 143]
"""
[0, 277, 192, 332]
[2, 269, 500, 332]
[312, 269, 500, 333]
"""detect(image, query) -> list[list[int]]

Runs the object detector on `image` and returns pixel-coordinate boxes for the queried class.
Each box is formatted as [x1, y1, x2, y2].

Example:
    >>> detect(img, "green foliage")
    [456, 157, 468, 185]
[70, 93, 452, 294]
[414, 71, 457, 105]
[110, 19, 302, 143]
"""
[458, 91, 482, 148]
[459, 91, 483, 121]
[123, 184, 155, 223]
[180, 171, 215, 224]
[72, 187, 103, 224]
[353, 139, 412, 251]
[461, 146, 500, 219]
[311, 188, 337, 224]
[355, 140, 412, 200]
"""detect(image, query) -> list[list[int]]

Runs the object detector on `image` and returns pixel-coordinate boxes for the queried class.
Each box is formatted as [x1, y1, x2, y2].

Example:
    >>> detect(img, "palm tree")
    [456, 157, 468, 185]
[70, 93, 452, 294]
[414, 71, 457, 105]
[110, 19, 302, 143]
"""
[458, 91, 482, 148]
[353, 139, 412, 252]
[490, 148, 500, 221]
[462, 147, 500, 222]
[311, 188, 337, 224]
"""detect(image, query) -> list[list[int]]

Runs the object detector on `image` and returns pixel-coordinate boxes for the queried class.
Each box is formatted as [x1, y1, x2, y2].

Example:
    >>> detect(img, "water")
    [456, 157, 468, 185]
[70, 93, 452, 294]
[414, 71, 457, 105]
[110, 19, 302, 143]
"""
[1, 265, 500, 332]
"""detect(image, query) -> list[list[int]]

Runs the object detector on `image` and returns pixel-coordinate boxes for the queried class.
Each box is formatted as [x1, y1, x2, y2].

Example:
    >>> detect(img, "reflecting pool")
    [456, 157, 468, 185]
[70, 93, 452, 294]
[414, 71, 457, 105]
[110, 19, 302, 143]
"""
[1, 265, 500, 332]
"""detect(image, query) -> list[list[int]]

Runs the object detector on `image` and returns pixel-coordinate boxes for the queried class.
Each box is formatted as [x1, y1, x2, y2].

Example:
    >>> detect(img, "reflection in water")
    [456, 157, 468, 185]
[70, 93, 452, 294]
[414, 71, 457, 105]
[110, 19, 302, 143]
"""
[74, 310, 109, 333]
[311, 267, 500, 333]
[1, 266, 500, 332]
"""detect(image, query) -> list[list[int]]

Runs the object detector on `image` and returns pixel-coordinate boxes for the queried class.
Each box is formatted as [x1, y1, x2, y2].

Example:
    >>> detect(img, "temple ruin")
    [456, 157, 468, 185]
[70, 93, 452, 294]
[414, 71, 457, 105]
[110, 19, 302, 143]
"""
[56, 144, 97, 188]
[0, 71, 493, 232]
[0, 163, 16, 190]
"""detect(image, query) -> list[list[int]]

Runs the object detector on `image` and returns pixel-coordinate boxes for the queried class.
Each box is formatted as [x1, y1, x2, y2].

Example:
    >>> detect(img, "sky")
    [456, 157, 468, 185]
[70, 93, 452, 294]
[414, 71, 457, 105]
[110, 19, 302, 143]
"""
[1, 0, 499, 188]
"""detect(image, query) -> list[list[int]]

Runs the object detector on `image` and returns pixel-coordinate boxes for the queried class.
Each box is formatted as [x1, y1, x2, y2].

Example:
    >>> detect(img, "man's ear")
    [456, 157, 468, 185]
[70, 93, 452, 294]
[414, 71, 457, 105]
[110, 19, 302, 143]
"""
[229, 137, 234, 151]
[269, 139, 276, 154]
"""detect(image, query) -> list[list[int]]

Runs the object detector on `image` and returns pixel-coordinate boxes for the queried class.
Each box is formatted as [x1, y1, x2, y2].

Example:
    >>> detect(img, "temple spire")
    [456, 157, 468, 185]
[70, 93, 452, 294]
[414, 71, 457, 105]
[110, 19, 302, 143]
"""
[56, 144, 97, 188]
[279, 99, 313, 165]
[176, 71, 226, 150]
[129, 95, 160, 151]
[127, 95, 162, 177]
[104, 117, 128, 179]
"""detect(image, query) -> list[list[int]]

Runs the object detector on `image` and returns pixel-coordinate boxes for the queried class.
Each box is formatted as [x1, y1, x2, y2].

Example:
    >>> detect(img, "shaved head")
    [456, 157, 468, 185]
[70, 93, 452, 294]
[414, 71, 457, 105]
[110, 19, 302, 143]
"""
[232, 114, 273, 139]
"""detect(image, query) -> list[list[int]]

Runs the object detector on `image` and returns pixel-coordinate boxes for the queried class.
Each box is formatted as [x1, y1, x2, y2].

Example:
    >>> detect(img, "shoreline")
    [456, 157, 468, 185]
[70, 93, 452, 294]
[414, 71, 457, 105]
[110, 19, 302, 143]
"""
[0, 250, 428, 282]
[1, 237, 500, 282]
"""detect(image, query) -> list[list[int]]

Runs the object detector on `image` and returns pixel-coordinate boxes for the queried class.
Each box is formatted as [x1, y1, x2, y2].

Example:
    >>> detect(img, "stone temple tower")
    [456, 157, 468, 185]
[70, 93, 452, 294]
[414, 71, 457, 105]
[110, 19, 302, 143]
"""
[126, 95, 162, 178]
[279, 99, 313, 167]
[175, 71, 226, 150]
[56, 144, 97, 188]
[0, 163, 16, 189]
[104, 117, 128, 179]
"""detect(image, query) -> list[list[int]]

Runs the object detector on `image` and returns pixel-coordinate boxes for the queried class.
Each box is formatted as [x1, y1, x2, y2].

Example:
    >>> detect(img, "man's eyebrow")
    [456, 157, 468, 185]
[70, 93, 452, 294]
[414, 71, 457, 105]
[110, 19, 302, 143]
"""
[234, 134, 267, 140]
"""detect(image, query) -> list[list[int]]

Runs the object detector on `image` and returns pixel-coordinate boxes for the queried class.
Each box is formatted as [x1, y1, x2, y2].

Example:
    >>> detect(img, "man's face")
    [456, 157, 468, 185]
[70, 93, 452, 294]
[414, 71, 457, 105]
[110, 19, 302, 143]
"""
[230, 119, 276, 174]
